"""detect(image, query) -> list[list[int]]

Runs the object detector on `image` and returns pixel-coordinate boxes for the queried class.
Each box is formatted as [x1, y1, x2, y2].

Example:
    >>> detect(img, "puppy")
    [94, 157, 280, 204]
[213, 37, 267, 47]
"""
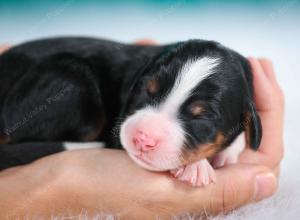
[0, 37, 261, 186]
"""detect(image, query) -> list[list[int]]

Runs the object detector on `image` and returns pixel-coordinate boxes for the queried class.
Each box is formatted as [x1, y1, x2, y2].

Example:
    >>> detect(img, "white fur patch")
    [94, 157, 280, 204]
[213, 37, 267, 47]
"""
[212, 132, 246, 168]
[63, 142, 104, 151]
[161, 56, 220, 115]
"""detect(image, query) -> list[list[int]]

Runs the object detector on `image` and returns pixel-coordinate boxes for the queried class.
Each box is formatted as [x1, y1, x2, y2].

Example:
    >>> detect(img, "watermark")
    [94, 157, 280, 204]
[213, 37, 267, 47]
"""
[4, 84, 74, 135]
[263, 0, 298, 25]
[110, 0, 186, 52]
[226, 114, 252, 137]
[26, 0, 76, 35]
[146, 0, 186, 26]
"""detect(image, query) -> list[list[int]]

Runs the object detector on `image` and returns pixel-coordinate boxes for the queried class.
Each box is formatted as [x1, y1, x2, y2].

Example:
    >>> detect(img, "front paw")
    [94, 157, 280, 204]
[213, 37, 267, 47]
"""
[170, 159, 216, 187]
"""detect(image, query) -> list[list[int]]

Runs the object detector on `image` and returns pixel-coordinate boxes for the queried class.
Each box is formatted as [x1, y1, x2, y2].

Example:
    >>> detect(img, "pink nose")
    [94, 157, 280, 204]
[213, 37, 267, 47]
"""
[133, 130, 158, 152]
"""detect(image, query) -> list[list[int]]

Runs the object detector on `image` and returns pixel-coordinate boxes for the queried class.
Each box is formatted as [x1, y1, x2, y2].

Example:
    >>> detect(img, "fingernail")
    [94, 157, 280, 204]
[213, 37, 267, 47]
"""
[254, 172, 277, 201]
[247, 56, 253, 61]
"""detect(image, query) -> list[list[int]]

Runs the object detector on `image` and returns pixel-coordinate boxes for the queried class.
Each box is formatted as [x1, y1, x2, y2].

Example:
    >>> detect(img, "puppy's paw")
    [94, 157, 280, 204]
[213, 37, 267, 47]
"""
[171, 159, 216, 187]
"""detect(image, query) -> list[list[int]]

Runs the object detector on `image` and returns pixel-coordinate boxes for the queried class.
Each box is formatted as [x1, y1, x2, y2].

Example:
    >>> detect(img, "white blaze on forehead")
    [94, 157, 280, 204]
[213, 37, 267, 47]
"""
[160, 56, 220, 115]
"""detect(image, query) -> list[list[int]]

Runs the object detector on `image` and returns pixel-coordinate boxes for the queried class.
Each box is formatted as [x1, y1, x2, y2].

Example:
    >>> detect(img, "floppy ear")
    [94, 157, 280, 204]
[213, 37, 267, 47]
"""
[245, 98, 262, 150]
[231, 51, 262, 150]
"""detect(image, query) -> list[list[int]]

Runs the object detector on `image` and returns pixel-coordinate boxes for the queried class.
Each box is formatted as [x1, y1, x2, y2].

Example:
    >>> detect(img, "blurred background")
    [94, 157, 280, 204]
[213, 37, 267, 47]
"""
[0, 0, 300, 206]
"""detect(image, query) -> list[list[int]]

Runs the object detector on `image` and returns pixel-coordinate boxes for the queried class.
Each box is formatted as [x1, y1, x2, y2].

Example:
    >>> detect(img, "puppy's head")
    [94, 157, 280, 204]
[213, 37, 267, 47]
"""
[120, 40, 261, 171]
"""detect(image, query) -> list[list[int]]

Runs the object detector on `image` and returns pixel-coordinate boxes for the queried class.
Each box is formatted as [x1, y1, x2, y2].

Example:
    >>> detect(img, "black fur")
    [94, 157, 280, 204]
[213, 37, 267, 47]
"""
[0, 37, 261, 170]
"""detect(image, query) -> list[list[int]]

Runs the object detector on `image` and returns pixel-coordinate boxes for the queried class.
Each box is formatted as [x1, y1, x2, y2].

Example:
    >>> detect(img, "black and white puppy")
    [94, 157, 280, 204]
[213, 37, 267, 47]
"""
[0, 37, 261, 186]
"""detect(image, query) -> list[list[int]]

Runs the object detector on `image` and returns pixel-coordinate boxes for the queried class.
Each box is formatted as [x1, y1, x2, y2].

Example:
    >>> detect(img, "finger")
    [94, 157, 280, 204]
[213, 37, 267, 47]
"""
[135, 39, 157, 45]
[0, 44, 10, 54]
[273, 165, 280, 178]
[259, 58, 285, 108]
[249, 57, 284, 112]
[248, 57, 274, 112]
[174, 164, 277, 214]
[240, 148, 283, 169]
[258, 58, 280, 86]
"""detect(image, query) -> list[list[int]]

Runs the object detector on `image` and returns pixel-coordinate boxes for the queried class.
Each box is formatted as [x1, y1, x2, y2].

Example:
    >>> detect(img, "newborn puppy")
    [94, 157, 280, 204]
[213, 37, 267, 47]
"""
[119, 42, 262, 186]
[0, 37, 261, 186]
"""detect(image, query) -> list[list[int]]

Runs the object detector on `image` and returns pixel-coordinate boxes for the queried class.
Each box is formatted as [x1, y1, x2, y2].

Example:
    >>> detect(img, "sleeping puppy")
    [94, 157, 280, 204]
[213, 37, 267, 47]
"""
[0, 37, 261, 186]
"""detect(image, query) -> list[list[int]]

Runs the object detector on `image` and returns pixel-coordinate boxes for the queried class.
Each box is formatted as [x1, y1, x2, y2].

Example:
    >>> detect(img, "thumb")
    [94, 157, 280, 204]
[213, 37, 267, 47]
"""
[135, 39, 157, 45]
[176, 164, 277, 214]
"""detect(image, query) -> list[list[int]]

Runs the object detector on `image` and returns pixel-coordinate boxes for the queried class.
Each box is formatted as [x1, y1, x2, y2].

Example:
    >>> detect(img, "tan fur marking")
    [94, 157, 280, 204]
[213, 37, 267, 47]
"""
[189, 102, 204, 117]
[181, 132, 225, 165]
[0, 134, 10, 145]
[244, 112, 252, 149]
[147, 79, 159, 94]
[82, 123, 104, 142]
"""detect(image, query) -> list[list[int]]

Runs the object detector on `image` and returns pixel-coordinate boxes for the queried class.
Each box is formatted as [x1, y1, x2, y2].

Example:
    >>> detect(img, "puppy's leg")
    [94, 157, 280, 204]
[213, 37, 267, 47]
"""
[0, 54, 108, 168]
[171, 159, 216, 187]
[212, 132, 246, 168]
[0, 142, 64, 170]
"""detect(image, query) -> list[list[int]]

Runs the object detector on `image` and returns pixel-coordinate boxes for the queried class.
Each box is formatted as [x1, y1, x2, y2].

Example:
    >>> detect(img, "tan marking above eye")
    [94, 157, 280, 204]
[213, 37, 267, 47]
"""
[147, 79, 159, 94]
[189, 102, 204, 116]
[0, 133, 10, 145]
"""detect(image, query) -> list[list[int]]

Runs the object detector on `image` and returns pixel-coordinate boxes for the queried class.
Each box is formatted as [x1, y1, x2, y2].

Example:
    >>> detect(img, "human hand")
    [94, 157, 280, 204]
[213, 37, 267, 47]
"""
[0, 148, 276, 219]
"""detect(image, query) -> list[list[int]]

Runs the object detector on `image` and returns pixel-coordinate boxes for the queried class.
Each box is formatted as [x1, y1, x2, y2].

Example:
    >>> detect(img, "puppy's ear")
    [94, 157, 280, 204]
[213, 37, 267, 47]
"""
[232, 51, 262, 150]
[245, 98, 262, 150]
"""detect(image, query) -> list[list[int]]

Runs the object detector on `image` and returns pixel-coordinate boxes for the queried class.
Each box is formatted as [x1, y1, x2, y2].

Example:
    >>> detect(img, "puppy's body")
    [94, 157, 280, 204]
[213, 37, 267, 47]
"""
[0, 37, 261, 186]
[0, 37, 163, 168]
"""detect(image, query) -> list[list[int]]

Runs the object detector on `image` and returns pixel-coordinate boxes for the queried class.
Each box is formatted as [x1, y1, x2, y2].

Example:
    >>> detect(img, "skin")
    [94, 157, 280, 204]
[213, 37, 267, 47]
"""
[0, 41, 284, 219]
